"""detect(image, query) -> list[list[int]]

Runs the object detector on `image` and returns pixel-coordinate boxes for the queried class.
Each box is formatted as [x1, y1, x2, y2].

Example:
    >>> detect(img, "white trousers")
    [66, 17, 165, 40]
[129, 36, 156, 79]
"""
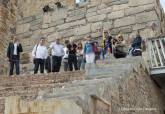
[86, 53, 95, 63]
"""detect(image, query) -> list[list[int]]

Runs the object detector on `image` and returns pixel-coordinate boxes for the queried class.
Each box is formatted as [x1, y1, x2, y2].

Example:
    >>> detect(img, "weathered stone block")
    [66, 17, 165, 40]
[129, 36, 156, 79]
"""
[59, 29, 75, 38]
[42, 27, 55, 34]
[21, 38, 30, 46]
[30, 24, 41, 31]
[112, 4, 128, 11]
[110, 0, 129, 6]
[108, 10, 124, 19]
[91, 22, 103, 32]
[88, 0, 102, 7]
[114, 16, 136, 27]
[16, 23, 30, 34]
[23, 16, 36, 23]
[87, 14, 106, 23]
[87, 6, 97, 13]
[47, 32, 59, 42]
[49, 19, 65, 27]
[91, 32, 101, 38]
[66, 14, 85, 22]
[56, 23, 70, 31]
[98, 4, 107, 9]
[5, 96, 20, 114]
[103, 21, 113, 30]
[69, 19, 86, 27]
[86, 12, 97, 18]
[30, 19, 42, 26]
[129, 0, 154, 7]
[23, 45, 34, 52]
[31, 30, 43, 39]
[136, 11, 158, 24]
[19, 31, 33, 38]
[119, 26, 132, 33]
[5, 97, 83, 114]
[51, 9, 67, 21]
[139, 28, 154, 38]
[102, 0, 113, 4]
[42, 24, 49, 29]
[133, 23, 146, 31]
[68, 8, 86, 17]
[75, 24, 91, 35]
[43, 14, 51, 24]
[125, 4, 154, 16]
[97, 7, 112, 14]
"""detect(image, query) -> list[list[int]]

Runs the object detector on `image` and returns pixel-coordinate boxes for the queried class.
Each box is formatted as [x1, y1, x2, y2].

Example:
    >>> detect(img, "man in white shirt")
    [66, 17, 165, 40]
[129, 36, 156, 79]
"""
[32, 37, 48, 74]
[50, 38, 64, 72]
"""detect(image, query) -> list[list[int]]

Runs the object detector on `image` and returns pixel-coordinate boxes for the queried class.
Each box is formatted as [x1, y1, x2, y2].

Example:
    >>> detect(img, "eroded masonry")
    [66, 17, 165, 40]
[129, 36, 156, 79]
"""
[0, 0, 165, 114]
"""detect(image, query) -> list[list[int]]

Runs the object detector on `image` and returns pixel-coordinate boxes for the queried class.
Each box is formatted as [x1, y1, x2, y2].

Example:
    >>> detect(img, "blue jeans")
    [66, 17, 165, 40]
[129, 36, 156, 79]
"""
[77, 56, 85, 70]
[9, 55, 20, 76]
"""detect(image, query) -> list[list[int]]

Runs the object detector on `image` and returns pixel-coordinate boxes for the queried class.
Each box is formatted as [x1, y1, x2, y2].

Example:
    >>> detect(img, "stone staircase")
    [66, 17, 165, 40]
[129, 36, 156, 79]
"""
[1, 57, 165, 114]
[0, 71, 84, 114]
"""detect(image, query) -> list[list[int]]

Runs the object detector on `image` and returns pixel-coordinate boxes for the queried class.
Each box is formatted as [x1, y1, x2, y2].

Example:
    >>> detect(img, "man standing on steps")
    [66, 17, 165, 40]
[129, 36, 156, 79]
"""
[7, 36, 23, 76]
[32, 37, 48, 74]
[49, 38, 64, 72]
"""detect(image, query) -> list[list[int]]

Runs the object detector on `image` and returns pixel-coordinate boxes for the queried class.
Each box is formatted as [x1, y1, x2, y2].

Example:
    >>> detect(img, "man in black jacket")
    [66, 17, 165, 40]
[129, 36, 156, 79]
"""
[7, 36, 23, 76]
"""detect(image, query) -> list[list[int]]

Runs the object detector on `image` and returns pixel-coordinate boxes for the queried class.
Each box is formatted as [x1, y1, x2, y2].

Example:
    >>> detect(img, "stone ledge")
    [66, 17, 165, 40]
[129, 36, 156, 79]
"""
[0, 71, 85, 87]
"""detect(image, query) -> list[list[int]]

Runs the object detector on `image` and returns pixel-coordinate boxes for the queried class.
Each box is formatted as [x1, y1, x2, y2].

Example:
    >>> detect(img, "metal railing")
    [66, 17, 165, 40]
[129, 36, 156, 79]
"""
[148, 36, 165, 69]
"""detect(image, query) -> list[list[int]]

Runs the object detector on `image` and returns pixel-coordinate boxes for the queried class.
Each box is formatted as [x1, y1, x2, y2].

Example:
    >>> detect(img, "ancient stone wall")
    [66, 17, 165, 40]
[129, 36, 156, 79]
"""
[0, 0, 18, 54]
[5, 97, 82, 114]
[155, 0, 165, 35]
[0, 0, 18, 75]
[0, 71, 84, 114]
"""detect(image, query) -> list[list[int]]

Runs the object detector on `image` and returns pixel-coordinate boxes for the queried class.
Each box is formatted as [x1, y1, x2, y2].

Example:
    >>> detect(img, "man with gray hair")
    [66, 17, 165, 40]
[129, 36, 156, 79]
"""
[49, 38, 64, 72]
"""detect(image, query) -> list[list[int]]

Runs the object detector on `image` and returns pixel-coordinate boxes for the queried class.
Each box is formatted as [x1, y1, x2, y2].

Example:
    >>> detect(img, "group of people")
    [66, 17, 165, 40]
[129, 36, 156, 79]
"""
[7, 30, 143, 76]
[32, 35, 97, 74]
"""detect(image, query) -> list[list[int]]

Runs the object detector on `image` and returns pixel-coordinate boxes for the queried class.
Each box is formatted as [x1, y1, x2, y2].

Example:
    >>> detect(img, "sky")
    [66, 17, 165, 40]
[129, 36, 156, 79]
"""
[160, 0, 165, 11]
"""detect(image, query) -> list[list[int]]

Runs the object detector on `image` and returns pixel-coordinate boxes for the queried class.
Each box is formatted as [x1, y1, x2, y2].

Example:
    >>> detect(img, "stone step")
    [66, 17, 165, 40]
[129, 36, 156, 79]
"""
[38, 58, 142, 100]
[0, 57, 144, 114]
[0, 57, 141, 99]
[0, 71, 84, 87]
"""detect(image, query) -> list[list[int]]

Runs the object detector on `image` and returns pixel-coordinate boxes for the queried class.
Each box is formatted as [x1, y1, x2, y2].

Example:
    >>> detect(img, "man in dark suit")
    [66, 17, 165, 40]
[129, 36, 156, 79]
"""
[7, 36, 23, 76]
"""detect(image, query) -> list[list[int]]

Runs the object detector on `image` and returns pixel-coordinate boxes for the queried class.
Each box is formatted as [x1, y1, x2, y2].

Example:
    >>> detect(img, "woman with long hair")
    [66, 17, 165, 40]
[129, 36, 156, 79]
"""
[77, 42, 84, 70]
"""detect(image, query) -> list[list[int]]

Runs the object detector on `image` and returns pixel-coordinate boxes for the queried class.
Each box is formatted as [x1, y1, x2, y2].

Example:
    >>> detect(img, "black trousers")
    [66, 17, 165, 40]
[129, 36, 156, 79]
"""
[68, 55, 78, 71]
[45, 56, 52, 73]
[34, 58, 45, 74]
[52, 56, 62, 72]
[9, 55, 20, 76]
